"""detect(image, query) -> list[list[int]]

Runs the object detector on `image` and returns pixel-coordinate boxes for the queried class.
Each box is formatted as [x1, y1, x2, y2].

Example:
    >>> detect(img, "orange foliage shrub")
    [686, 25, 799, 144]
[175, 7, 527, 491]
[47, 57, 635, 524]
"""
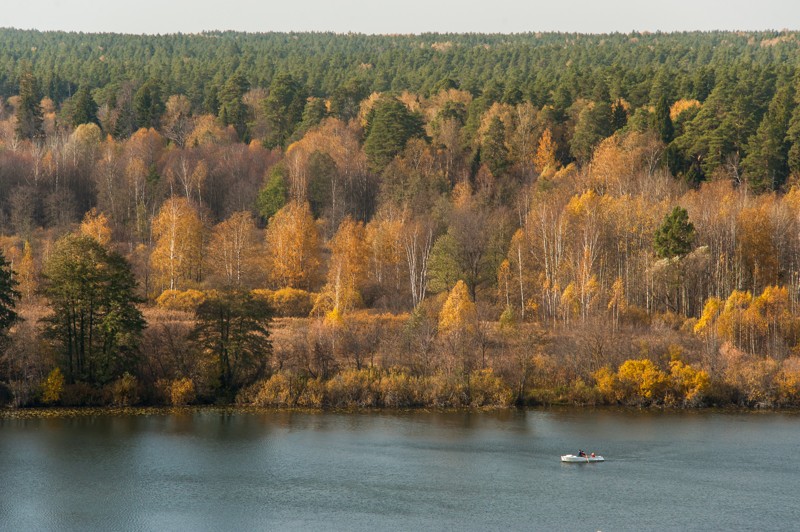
[251, 288, 315, 317]
[243, 373, 325, 408]
[41, 368, 64, 405]
[594, 358, 709, 407]
[593, 366, 619, 403]
[667, 360, 710, 406]
[271, 288, 316, 317]
[615, 359, 668, 404]
[238, 368, 512, 409]
[170, 378, 196, 406]
[378, 369, 422, 408]
[776, 358, 800, 406]
[325, 369, 380, 407]
[467, 369, 514, 407]
[246, 373, 294, 406]
[156, 289, 208, 312]
[110, 372, 140, 406]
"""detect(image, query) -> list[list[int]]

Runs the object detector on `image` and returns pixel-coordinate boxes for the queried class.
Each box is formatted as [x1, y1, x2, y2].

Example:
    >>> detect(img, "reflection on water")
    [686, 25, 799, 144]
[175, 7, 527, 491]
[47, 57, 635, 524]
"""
[1, 408, 799, 531]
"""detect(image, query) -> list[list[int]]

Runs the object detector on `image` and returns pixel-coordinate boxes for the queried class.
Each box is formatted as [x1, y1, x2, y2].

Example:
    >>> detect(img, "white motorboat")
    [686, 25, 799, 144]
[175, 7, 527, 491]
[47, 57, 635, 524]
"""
[561, 454, 604, 463]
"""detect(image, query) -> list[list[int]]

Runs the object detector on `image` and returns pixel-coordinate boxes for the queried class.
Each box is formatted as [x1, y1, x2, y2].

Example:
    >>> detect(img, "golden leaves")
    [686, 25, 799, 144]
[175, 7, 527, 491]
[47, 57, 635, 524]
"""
[533, 127, 558, 176]
[150, 196, 204, 291]
[669, 98, 701, 121]
[207, 211, 260, 288]
[79, 208, 112, 246]
[438, 279, 477, 337]
[264, 201, 321, 291]
[321, 216, 369, 313]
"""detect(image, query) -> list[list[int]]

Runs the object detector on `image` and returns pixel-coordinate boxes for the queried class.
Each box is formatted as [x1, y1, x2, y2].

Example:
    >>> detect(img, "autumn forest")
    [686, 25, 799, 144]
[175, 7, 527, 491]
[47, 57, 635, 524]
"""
[3, 29, 800, 409]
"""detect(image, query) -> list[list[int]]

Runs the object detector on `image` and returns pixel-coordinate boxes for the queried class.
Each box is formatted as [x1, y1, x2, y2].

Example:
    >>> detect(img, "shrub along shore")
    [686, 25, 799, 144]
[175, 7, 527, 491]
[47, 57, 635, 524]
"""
[4, 304, 799, 411]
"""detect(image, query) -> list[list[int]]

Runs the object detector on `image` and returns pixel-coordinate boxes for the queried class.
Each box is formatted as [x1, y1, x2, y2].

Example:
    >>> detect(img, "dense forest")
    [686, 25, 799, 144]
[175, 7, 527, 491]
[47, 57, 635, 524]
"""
[3, 28, 800, 409]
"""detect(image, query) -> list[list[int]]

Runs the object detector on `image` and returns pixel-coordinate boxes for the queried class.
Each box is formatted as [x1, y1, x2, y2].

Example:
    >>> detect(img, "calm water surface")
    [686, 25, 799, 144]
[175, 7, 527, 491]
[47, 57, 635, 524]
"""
[1, 408, 799, 531]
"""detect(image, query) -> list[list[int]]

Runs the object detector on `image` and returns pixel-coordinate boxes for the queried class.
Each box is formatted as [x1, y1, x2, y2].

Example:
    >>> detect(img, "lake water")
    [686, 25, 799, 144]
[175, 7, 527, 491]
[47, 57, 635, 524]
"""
[1, 408, 799, 531]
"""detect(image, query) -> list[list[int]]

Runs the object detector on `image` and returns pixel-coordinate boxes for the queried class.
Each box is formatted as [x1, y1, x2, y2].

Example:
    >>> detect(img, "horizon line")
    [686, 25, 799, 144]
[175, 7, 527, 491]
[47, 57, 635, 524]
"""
[2, 26, 798, 38]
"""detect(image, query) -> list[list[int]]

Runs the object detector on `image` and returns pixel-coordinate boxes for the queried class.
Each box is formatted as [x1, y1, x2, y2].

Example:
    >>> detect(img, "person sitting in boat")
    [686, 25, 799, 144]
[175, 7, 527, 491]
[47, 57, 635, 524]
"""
[577, 450, 586, 457]
[590, 452, 596, 458]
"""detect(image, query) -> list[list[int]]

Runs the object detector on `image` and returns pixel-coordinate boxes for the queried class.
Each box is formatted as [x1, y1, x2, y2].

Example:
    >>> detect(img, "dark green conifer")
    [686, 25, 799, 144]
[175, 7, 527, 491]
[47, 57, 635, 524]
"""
[262, 73, 306, 149]
[363, 97, 425, 171]
[15, 70, 44, 140]
[134, 79, 165, 129]
[654, 207, 695, 259]
[481, 116, 510, 176]
[0, 250, 20, 353]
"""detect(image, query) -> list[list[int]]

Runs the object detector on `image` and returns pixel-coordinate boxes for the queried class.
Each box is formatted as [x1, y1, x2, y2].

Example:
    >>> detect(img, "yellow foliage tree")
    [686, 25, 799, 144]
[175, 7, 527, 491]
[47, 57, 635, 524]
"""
[284, 118, 366, 202]
[736, 205, 779, 292]
[669, 99, 701, 121]
[79, 208, 113, 246]
[694, 296, 723, 336]
[741, 285, 796, 357]
[589, 135, 626, 193]
[593, 366, 620, 403]
[207, 211, 260, 288]
[607, 276, 626, 330]
[717, 290, 753, 351]
[365, 215, 404, 294]
[497, 259, 512, 308]
[16, 240, 36, 301]
[533, 128, 558, 176]
[668, 360, 710, 405]
[41, 367, 64, 404]
[264, 201, 321, 290]
[170, 377, 196, 405]
[617, 359, 668, 403]
[319, 217, 369, 313]
[565, 190, 605, 322]
[186, 114, 234, 146]
[695, 296, 723, 356]
[256, 287, 316, 317]
[150, 196, 204, 291]
[155, 289, 207, 312]
[451, 180, 472, 209]
[438, 279, 477, 337]
[560, 282, 579, 324]
[71, 122, 103, 145]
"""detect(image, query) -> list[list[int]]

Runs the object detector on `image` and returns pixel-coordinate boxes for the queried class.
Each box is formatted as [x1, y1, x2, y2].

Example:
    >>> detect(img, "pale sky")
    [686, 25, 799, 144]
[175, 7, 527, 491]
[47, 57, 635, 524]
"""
[2, 0, 798, 35]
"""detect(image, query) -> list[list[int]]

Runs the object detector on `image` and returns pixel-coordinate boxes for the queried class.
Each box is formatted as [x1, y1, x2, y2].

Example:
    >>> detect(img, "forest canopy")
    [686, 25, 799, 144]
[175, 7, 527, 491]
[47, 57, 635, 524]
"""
[3, 28, 800, 409]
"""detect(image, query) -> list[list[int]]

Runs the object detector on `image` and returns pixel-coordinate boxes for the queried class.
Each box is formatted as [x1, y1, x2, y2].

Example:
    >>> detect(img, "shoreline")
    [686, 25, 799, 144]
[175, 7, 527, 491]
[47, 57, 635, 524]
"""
[3, 404, 799, 419]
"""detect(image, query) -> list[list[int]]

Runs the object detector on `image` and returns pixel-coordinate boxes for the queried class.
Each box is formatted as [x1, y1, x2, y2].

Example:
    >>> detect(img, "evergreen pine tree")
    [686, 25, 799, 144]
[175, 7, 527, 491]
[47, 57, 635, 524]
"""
[65, 86, 98, 127]
[654, 207, 696, 259]
[481, 116, 510, 176]
[0, 250, 20, 352]
[218, 72, 250, 140]
[611, 99, 628, 131]
[256, 165, 289, 223]
[192, 290, 272, 395]
[743, 84, 794, 192]
[134, 79, 165, 130]
[15, 70, 44, 140]
[41, 235, 145, 385]
[652, 95, 674, 144]
[363, 97, 426, 171]
[262, 73, 307, 149]
[786, 79, 800, 175]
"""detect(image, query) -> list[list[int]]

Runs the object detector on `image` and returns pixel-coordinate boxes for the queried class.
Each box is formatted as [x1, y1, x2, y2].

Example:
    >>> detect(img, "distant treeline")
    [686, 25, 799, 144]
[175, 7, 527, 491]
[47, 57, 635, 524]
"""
[2, 29, 796, 103]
